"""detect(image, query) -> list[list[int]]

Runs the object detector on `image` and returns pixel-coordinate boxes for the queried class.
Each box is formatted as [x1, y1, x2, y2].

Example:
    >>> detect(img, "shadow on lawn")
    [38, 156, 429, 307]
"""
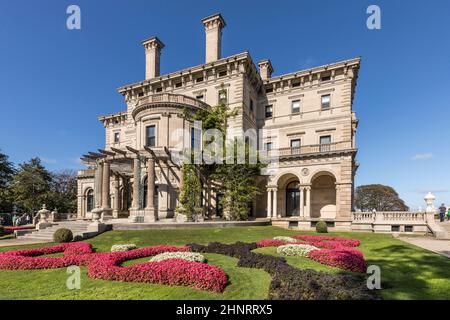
[365, 244, 450, 299]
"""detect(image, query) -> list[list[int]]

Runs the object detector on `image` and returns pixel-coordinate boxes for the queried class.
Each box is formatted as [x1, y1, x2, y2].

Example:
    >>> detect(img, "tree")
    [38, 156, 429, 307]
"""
[50, 170, 78, 213]
[11, 158, 52, 213]
[355, 184, 409, 212]
[0, 150, 15, 212]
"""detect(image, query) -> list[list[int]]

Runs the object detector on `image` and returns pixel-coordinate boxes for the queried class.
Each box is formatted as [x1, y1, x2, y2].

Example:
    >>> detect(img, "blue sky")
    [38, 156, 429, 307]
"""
[1, 0, 449, 209]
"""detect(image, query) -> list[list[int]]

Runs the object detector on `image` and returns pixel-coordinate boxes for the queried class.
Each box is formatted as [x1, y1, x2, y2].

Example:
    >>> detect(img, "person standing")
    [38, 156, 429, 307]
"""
[447, 207, 450, 221]
[438, 203, 446, 222]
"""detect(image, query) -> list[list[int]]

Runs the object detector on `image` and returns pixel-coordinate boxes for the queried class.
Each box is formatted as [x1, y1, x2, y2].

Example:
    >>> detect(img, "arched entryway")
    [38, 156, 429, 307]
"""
[311, 173, 337, 219]
[85, 188, 94, 217]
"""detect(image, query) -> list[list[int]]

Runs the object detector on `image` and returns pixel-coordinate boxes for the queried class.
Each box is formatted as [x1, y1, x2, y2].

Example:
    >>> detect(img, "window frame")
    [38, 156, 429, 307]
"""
[113, 132, 120, 144]
[265, 105, 273, 119]
[321, 94, 331, 109]
[291, 100, 301, 114]
[145, 125, 156, 147]
[290, 138, 301, 149]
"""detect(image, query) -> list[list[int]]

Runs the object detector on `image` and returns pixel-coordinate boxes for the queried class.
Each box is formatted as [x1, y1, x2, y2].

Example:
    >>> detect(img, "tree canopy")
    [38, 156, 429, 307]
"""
[355, 184, 409, 212]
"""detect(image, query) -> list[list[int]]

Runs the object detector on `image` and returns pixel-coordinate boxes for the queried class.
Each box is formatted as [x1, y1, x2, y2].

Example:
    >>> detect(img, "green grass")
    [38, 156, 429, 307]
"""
[0, 226, 449, 300]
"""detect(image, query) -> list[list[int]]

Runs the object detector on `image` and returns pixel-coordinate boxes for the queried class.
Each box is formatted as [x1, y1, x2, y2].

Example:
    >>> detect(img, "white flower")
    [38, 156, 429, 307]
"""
[150, 252, 206, 263]
[273, 236, 297, 243]
[277, 244, 319, 257]
[111, 244, 137, 252]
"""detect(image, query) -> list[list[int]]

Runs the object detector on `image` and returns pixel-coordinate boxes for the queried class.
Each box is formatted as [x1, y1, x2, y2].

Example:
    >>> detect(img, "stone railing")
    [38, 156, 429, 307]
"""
[132, 93, 209, 119]
[351, 211, 428, 234]
[265, 141, 354, 158]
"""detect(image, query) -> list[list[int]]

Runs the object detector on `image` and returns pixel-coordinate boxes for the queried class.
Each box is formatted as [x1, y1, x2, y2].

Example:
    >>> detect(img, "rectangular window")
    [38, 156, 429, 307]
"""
[156, 87, 162, 93]
[218, 90, 227, 104]
[292, 81, 301, 88]
[175, 82, 182, 88]
[321, 94, 331, 109]
[196, 77, 204, 83]
[196, 94, 204, 101]
[146, 125, 156, 147]
[265, 142, 273, 151]
[250, 99, 254, 112]
[265, 105, 273, 118]
[218, 70, 227, 77]
[291, 100, 301, 114]
[321, 75, 331, 82]
[290, 139, 301, 149]
[320, 135, 331, 152]
[191, 127, 201, 150]
[265, 87, 273, 93]
[113, 132, 120, 144]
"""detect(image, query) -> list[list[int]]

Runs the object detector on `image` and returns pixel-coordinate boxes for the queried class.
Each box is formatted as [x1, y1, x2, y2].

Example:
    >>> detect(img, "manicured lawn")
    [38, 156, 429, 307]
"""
[0, 226, 449, 300]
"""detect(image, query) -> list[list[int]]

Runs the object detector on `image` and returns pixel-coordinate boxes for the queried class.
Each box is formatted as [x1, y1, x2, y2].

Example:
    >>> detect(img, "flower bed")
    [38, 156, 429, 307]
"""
[0, 242, 94, 270]
[308, 248, 367, 273]
[273, 236, 297, 243]
[276, 244, 319, 257]
[293, 235, 361, 249]
[256, 235, 366, 272]
[189, 241, 377, 300]
[256, 239, 289, 248]
[150, 252, 206, 263]
[111, 244, 137, 252]
[0, 243, 227, 292]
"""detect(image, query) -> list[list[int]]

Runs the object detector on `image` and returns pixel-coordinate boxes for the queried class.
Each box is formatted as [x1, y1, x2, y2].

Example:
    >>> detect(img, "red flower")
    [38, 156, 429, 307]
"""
[256, 239, 289, 248]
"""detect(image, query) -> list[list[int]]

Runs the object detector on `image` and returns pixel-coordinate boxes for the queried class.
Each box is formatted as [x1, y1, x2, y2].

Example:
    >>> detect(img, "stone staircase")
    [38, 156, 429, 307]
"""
[18, 221, 94, 242]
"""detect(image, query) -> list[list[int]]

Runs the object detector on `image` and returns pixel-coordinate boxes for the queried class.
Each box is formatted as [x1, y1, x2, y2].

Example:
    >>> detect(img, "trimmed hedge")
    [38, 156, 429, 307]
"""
[53, 228, 73, 243]
[316, 221, 328, 233]
[188, 241, 378, 300]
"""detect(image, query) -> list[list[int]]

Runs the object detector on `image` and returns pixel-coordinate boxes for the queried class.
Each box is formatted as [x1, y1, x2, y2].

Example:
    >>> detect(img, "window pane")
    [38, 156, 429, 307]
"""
[291, 139, 301, 149]
[320, 136, 331, 144]
[292, 100, 300, 113]
[265, 142, 273, 150]
[191, 127, 201, 150]
[321, 95, 331, 109]
[146, 126, 156, 147]
[265, 105, 273, 118]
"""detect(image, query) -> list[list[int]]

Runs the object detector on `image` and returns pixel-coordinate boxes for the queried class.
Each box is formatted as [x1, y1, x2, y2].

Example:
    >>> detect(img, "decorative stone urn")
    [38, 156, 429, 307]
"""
[38, 204, 50, 223]
[36, 204, 53, 230]
[91, 205, 103, 223]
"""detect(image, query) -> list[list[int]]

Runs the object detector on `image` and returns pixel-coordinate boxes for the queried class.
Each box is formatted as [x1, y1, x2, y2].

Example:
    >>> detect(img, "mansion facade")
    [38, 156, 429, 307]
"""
[77, 13, 361, 230]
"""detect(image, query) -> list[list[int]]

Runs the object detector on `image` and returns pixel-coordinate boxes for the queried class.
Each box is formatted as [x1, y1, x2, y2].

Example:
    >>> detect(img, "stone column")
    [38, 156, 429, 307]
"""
[131, 158, 140, 210]
[144, 158, 157, 222]
[94, 162, 103, 208]
[305, 186, 311, 218]
[267, 188, 272, 218]
[299, 187, 305, 217]
[272, 188, 278, 218]
[101, 161, 112, 219]
[113, 174, 120, 219]
[335, 184, 341, 218]
[146, 159, 156, 208]
[102, 162, 111, 209]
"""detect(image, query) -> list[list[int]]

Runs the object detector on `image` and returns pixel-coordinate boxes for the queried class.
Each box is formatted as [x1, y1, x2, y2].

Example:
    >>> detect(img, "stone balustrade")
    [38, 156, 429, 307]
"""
[351, 211, 428, 234]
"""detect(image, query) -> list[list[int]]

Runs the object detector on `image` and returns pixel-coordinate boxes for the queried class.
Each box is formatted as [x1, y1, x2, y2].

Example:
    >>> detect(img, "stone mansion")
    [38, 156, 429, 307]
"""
[77, 13, 361, 230]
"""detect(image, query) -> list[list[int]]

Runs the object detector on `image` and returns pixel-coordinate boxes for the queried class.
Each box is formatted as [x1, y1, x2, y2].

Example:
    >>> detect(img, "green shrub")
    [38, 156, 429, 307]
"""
[316, 221, 328, 233]
[53, 228, 73, 243]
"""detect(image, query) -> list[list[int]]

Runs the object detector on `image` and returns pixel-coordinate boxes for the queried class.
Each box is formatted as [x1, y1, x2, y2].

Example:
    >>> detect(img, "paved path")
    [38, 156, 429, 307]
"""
[0, 238, 50, 248]
[400, 237, 450, 258]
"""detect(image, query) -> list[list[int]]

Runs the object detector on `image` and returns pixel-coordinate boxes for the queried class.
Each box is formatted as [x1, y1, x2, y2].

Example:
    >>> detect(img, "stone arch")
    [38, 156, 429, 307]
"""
[310, 171, 337, 219]
[275, 172, 302, 218]
[271, 171, 302, 187]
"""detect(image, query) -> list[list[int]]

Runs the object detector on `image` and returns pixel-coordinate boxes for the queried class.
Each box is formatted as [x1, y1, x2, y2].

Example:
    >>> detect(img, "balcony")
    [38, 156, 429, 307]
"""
[264, 141, 355, 159]
[132, 93, 210, 120]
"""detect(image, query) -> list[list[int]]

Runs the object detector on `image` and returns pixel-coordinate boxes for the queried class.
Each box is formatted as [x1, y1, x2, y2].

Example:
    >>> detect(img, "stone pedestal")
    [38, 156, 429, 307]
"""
[144, 208, 158, 223]
[176, 213, 188, 223]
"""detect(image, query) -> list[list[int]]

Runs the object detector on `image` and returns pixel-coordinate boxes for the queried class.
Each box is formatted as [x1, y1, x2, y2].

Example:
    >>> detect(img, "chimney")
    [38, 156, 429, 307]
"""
[258, 60, 274, 81]
[142, 37, 165, 80]
[202, 13, 226, 63]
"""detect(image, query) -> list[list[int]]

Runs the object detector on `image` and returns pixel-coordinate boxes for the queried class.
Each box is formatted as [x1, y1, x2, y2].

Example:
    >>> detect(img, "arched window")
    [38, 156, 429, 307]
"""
[86, 189, 94, 212]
